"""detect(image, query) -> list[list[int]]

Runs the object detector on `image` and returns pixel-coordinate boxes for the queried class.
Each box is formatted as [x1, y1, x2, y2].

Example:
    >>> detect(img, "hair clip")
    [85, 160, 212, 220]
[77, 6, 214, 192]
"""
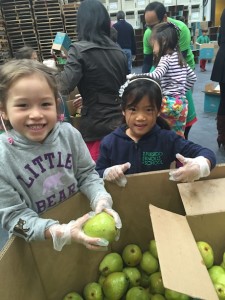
[57, 114, 65, 122]
[0, 114, 14, 145]
[119, 79, 131, 98]
[167, 22, 181, 32]
[119, 74, 163, 98]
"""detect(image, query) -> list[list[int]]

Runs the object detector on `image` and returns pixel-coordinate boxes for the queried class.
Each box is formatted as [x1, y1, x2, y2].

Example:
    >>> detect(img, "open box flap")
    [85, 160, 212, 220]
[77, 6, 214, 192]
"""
[177, 178, 225, 216]
[150, 204, 218, 299]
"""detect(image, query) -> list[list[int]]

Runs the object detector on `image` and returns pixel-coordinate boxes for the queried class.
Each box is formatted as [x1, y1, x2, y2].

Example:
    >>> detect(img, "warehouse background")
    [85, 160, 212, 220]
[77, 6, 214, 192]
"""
[0, 0, 222, 66]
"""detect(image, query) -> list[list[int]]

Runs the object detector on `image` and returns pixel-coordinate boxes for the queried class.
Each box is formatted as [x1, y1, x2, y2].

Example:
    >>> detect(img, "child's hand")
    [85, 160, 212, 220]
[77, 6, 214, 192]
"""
[169, 154, 210, 182]
[103, 162, 131, 187]
[72, 94, 83, 111]
[49, 213, 109, 251]
[94, 198, 122, 232]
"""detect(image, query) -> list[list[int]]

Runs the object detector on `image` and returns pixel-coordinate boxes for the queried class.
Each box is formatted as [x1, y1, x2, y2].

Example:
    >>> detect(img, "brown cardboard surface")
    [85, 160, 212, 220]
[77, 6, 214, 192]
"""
[204, 82, 220, 95]
[200, 43, 214, 49]
[177, 178, 225, 215]
[150, 205, 218, 299]
[1, 165, 225, 299]
[0, 237, 47, 300]
[188, 212, 225, 264]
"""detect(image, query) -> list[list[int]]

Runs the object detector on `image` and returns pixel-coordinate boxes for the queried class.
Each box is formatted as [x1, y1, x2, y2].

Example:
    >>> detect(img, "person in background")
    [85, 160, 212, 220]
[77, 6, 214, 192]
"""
[15, 45, 38, 60]
[113, 10, 136, 74]
[142, 26, 153, 72]
[57, 0, 127, 162]
[128, 22, 197, 138]
[196, 29, 210, 72]
[96, 76, 216, 186]
[142, 1, 197, 140]
[0, 59, 121, 252]
[211, 9, 225, 149]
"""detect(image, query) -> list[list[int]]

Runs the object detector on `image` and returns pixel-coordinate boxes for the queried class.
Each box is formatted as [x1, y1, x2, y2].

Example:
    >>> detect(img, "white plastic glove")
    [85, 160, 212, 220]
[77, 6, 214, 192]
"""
[132, 55, 136, 61]
[91, 193, 122, 232]
[103, 162, 131, 187]
[49, 213, 109, 252]
[169, 154, 210, 183]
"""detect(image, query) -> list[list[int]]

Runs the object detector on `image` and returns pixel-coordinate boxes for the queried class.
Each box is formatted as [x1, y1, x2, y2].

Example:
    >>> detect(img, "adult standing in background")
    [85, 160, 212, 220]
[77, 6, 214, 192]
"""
[211, 9, 225, 149]
[57, 0, 127, 161]
[142, 1, 196, 139]
[113, 10, 136, 74]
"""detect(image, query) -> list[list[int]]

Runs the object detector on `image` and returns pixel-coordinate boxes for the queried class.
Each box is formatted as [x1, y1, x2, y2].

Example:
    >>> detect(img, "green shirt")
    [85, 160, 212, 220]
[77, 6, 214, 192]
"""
[143, 17, 195, 69]
[196, 35, 210, 44]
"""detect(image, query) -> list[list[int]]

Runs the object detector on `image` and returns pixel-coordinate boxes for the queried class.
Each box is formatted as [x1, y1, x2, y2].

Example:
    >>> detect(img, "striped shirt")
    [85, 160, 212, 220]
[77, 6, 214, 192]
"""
[147, 51, 197, 97]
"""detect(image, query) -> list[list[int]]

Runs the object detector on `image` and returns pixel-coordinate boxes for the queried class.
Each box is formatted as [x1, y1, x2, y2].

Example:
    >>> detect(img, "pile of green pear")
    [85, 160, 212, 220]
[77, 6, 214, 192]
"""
[197, 240, 225, 300]
[63, 212, 224, 300]
[63, 240, 193, 300]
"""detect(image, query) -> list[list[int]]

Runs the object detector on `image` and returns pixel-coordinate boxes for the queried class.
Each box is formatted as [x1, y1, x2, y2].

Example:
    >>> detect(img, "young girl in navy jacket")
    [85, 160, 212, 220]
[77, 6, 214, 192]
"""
[96, 76, 216, 186]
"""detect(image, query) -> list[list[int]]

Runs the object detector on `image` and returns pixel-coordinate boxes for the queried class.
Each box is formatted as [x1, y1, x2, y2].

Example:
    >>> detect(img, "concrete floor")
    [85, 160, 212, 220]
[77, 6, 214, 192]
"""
[0, 60, 224, 251]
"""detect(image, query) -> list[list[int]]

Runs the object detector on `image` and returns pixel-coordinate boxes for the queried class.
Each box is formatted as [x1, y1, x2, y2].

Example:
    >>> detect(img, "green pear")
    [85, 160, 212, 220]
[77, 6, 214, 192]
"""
[151, 294, 166, 300]
[208, 265, 225, 284]
[123, 267, 141, 288]
[149, 271, 165, 295]
[83, 212, 117, 243]
[99, 252, 123, 276]
[98, 275, 106, 286]
[221, 253, 225, 270]
[63, 292, 84, 300]
[149, 240, 158, 259]
[125, 286, 150, 300]
[83, 282, 103, 300]
[214, 283, 225, 300]
[196, 241, 214, 269]
[164, 288, 190, 300]
[140, 251, 159, 275]
[122, 244, 143, 267]
[102, 272, 129, 300]
[139, 270, 150, 288]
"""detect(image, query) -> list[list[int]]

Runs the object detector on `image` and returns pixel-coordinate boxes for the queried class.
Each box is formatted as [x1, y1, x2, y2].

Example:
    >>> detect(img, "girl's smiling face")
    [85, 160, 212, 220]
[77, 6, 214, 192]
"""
[4, 74, 58, 143]
[123, 95, 159, 142]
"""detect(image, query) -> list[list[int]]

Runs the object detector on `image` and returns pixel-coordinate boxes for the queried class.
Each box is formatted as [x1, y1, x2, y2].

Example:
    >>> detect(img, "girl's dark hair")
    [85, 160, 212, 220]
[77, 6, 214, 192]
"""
[145, 1, 166, 22]
[121, 76, 170, 130]
[77, 0, 111, 45]
[151, 22, 184, 67]
[15, 46, 36, 59]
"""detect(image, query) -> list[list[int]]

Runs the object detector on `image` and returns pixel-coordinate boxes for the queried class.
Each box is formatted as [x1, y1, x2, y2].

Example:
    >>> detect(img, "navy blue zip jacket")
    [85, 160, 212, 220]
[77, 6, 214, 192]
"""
[96, 124, 216, 177]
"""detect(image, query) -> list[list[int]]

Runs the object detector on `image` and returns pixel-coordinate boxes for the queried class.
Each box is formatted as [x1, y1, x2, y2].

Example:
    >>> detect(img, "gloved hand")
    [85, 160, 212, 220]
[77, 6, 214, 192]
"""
[169, 154, 210, 182]
[49, 213, 109, 252]
[103, 162, 131, 187]
[132, 55, 136, 61]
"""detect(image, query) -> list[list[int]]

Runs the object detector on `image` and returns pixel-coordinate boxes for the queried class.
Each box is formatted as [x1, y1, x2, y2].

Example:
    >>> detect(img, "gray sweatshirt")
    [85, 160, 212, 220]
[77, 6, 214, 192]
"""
[0, 122, 110, 241]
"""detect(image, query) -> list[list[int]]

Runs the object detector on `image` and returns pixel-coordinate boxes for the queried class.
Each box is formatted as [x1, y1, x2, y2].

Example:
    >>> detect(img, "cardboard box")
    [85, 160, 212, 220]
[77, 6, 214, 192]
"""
[52, 32, 71, 55]
[1, 165, 225, 299]
[199, 43, 215, 60]
[203, 83, 220, 113]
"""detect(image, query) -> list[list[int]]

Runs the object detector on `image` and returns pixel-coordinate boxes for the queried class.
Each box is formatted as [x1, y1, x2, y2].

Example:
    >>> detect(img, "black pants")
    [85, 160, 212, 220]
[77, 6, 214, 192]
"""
[218, 82, 225, 116]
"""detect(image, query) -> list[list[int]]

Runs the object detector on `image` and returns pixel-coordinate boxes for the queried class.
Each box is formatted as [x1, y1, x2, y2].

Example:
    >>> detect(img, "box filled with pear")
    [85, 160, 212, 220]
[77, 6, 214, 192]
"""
[1, 164, 225, 299]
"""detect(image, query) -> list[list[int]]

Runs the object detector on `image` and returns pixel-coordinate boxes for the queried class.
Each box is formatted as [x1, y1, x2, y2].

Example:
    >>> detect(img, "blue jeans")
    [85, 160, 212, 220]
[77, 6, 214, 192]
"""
[123, 48, 132, 74]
